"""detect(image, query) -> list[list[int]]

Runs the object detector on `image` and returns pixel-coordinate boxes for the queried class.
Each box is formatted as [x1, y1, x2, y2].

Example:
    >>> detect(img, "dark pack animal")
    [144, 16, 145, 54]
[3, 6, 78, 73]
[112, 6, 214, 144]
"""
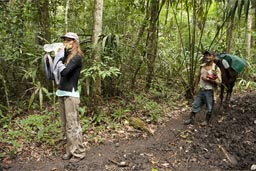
[214, 59, 237, 105]
[214, 53, 246, 106]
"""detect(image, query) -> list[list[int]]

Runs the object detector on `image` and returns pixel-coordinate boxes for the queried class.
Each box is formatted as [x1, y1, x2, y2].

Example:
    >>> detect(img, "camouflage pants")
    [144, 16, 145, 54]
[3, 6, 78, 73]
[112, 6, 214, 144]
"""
[59, 96, 85, 158]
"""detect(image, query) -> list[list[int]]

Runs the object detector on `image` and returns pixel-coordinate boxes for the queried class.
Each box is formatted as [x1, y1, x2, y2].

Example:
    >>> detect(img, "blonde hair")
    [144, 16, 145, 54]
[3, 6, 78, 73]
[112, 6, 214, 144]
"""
[65, 40, 84, 64]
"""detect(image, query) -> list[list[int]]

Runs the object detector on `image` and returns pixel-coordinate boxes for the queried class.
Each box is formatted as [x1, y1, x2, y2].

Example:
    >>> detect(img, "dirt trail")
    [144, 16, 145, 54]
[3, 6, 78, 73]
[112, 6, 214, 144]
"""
[1, 91, 256, 171]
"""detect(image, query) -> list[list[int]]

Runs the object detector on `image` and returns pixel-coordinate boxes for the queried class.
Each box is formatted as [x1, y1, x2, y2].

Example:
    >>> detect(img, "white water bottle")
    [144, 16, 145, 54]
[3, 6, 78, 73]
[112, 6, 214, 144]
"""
[43, 43, 64, 54]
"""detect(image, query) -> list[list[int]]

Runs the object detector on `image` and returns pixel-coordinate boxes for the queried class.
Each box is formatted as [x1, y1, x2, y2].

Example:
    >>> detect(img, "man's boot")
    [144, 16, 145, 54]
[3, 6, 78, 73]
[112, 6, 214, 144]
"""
[202, 113, 211, 126]
[184, 112, 196, 125]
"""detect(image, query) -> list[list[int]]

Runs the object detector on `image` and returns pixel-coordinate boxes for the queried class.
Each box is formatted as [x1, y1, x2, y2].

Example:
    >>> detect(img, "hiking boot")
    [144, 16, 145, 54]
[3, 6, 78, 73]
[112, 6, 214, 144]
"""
[184, 112, 196, 125]
[62, 153, 72, 160]
[201, 113, 211, 126]
[69, 156, 85, 163]
[184, 117, 194, 125]
[201, 121, 208, 126]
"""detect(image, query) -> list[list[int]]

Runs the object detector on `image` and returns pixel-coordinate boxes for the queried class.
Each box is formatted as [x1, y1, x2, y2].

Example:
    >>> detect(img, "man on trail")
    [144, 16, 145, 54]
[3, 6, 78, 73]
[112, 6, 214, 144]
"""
[184, 51, 222, 126]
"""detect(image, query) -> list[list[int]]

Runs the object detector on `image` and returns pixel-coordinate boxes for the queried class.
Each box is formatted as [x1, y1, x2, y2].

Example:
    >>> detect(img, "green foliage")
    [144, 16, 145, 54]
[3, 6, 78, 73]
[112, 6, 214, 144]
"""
[81, 61, 121, 96]
[224, 0, 255, 21]
[0, 73, 10, 109]
[133, 94, 161, 122]
[27, 81, 50, 110]
[82, 62, 121, 81]
[91, 112, 109, 126]
[1, 112, 62, 157]
[0, 109, 12, 128]
[232, 60, 256, 91]
[23, 73, 51, 109]
[18, 113, 61, 144]
[100, 66, 121, 79]
[145, 101, 161, 122]
[21, 54, 53, 110]
[112, 108, 130, 122]
[79, 106, 88, 116]
[1, 0, 255, 112]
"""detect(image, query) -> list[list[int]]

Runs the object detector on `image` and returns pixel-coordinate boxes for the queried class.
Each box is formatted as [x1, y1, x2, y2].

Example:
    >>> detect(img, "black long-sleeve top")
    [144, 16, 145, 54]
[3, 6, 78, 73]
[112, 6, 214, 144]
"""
[58, 54, 82, 92]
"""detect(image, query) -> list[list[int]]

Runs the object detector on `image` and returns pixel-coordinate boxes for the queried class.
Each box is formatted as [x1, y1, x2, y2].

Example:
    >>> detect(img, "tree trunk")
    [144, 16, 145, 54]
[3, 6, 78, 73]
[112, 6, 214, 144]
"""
[92, 0, 103, 98]
[36, 0, 50, 45]
[130, 0, 150, 89]
[187, 0, 197, 99]
[64, 0, 70, 33]
[145, 0, 159, 90]
[226, 18, 235, 53]
[246, 12, 252, 61]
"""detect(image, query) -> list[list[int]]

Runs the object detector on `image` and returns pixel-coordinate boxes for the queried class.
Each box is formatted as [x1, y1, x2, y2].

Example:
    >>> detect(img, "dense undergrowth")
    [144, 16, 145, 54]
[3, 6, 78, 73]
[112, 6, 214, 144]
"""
[1, 78, 256, 162]
[0, 89, 186, 161]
